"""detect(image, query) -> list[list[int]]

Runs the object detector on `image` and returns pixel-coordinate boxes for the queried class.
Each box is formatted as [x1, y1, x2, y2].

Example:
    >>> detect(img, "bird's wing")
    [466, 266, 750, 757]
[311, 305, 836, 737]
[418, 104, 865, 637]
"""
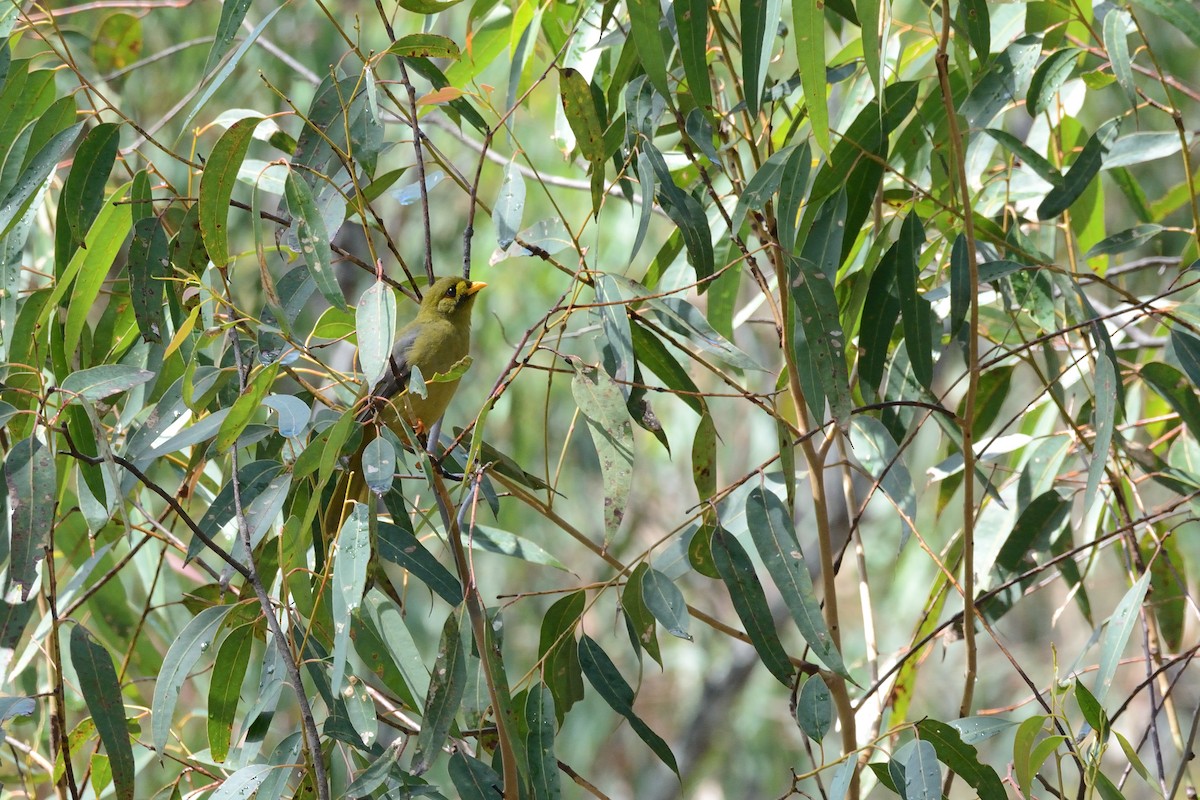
[370, 325, 421, 401]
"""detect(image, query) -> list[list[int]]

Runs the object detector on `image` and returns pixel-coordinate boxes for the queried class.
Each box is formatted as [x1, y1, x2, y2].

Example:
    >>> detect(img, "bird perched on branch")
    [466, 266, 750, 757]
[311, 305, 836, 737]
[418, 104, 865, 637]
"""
[325, 275, 486, 536]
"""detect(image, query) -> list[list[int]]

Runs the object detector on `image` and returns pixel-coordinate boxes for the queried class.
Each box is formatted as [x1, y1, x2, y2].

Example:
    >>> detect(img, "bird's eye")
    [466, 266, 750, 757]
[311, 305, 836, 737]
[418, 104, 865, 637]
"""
[445, 284, 457, 298]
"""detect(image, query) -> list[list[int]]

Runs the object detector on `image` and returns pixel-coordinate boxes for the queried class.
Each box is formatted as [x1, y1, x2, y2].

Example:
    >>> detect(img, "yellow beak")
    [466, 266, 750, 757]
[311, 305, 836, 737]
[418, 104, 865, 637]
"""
[463, 281, 487, 296]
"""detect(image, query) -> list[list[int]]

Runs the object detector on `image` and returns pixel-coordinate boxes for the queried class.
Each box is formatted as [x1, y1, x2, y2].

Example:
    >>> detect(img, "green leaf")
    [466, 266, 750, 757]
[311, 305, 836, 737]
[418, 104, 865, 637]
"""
[691, 410, 717, 506]
[629, 322, 704, 415]
[1085, 318, 1119, 509]
[958, 0, 990, 60]
[984, 128, 1065, 188]
[641, 568, 693, 641]
[995, 491, 1070, 574]
[859, 0, 882, 94]
[674, 0, 713, 110]
[449, 751, 504, 798]
[777, 143, 812, 255]
[357, 279, 397, 388]
[209, 764, 272, 800]
[127, 215, 170, 342]
[742, 0, 783, 117]
[207, 623, 255, 763]
[1074, 679, 1109, 737]
[1145, 533, 1186, 652]
[525, 683, 561, 799]
[570, 360, 634, 547]
[1132, 0, 1200, 49]
[199, 0, 250, 77]
[60, 184, 133, 359]
[560, 68, 606, 168]
[904, 739, 940, 800]
[60, 122, 120, 251]
[0, 122, 81, 241]
[5, 437, 55, 600]
[467, 524, 566, 570]
[796, 675, 832, 741]
[215, 361, 279, 452]
[790, 192, 851, 428]
[70, 625, 134, 800]
[1093, 569, 1150, 703]
[331, 503, 371, 693]
[59, 365, 155, 403]
[961, 37, 1041, 129]
[711, 527, 795, 684]
[412, 613, 467, 774]
[596, 274, 635, 394]
[539, 591, 585, 720]
[793, 0, 829, 152]
[578, 635, 679, 774]
[377, 519, 463, 605]
[285, 170, 345, 310]
[893, 212, 933, 389]
[627, 0, 670, 99]
[494, 160, 525, 248]
[745, 487, 846, 674]
[622, 563, 662, 664]
[387, 33, 462, 59]
[1104, 9, 1137, 109]
[847, 419, 917, 548]
[1103, 131, 1188, 169]
[915, 719, 1006, 800]
[1027, 48, 1081, 117]
[1038, 118, 1120, 220]
[1085, 223, 1164, 258]
[152, 605, 232, 755]
[639, 144, 715, 281]
[176, 7, 284, 138]
[731, 145, 797, 233]
[199, 116, 262, 268]
[361, 436, 395, 495]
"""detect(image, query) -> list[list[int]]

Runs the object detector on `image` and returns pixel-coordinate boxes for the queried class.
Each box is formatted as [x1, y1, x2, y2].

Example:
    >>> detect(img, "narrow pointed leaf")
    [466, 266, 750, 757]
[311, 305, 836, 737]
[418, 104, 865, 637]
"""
[641, 568, 693, 641]
[904, 740, 941, 800]
[570, 360, 634, 546]
[199, 116, 261, 268]
[59, 365, 155, 403]
[358, 279, 397, 388]
[412, 613, 467, 774]
[742, 0, 783, 116]
[70, 625, 134, 800]
[208, 622, 255, 763]
[796, 675, 832, 741]
[745, 487, 846, 674]
[711, 527, 795, 684]
[285, 171, 345, 310]
[793, 0, 828, 152]
[5, 437, 55, 600]
[525, 683, 561, 799]
[152, 605, 232, 755]
[674, 0, 713, 109]
[578, 635, 679, 774]
[377, 519, 463, 605]
[1093, 570, 1150, 703]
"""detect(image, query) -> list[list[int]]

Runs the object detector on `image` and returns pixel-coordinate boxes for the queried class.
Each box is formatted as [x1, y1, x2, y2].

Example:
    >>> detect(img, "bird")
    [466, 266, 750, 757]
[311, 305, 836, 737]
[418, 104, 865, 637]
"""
[325, 275, 486, 536]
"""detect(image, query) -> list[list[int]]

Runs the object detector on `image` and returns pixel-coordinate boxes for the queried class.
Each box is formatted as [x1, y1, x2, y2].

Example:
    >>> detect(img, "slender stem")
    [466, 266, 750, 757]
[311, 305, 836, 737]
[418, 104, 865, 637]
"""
[935, 1, 980, 721]
[429, 468, 520, 797]
[226, 331, 330, 800]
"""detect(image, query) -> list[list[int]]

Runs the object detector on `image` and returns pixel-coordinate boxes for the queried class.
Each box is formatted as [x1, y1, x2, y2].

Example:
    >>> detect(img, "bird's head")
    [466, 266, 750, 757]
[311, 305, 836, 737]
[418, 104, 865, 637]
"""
[420, 276, 486, 322]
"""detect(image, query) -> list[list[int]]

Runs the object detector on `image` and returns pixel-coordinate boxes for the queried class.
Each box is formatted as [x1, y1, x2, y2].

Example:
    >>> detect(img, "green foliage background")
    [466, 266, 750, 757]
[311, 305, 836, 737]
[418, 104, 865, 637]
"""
[1, 0, 1199, 797]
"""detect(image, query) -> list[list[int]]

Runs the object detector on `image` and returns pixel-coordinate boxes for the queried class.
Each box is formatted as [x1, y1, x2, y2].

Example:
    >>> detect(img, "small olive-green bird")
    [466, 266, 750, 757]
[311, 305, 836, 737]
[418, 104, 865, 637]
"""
[326, 276, 485, 535]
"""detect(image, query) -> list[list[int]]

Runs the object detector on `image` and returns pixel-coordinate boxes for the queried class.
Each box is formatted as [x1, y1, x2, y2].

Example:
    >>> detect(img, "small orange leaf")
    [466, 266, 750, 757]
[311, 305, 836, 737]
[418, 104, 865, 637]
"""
[418, 86, 465, 106]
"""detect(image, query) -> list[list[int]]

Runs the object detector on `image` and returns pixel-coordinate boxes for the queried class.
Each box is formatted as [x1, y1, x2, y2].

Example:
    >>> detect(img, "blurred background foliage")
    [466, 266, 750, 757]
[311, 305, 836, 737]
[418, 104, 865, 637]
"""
[1, 0, 1200, 797]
